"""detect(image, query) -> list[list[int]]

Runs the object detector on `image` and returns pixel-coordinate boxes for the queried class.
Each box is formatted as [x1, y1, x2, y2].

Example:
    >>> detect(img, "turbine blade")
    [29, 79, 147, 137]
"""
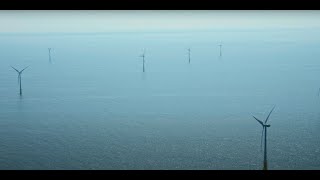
[11, 66, 20, 73]
[253, 116, 264, 126]
[20, 66, 29, 73]
[265, 105, 276, 123]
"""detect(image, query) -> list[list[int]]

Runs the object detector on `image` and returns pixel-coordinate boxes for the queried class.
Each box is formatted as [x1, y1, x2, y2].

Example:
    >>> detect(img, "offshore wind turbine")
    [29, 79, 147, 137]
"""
[48, 48, 52, 63]
[218, 43, 222, 57]
[11, 66, 29, 95]
[188, 48, 191, 64]
[253, 105, 276, 170]
[140, 49, 146, 72]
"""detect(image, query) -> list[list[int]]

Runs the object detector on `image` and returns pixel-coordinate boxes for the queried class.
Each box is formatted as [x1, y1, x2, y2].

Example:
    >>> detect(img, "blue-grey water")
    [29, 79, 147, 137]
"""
[0, 29, 320, 170]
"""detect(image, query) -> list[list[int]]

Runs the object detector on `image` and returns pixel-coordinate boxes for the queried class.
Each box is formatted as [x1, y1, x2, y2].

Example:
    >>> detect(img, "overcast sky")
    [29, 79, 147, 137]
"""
[0, 10, 320, 33]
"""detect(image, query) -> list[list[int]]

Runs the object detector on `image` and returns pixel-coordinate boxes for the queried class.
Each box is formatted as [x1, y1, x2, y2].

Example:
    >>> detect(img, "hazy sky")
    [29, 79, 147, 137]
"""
[0, 10, 320, 33]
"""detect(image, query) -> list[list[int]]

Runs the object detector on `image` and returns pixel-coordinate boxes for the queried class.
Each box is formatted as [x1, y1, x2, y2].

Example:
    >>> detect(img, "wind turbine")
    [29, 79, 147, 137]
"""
[188, 48, 191, 64]
[140, 49, 146, 72]
[253, 105, 276, 170]
[11, 66, 29, 95]
[218, 43, 222, 57]
[48, 48, 52, 63]
[317, 88, 320, 97]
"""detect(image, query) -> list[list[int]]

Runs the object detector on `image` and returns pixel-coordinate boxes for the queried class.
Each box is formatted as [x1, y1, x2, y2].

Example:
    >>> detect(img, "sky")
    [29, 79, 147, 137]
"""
[0, 10, 320, 33]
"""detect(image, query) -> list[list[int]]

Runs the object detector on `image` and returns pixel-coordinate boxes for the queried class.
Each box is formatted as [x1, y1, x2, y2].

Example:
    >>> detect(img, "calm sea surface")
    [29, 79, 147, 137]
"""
[0, 30, 320, 169]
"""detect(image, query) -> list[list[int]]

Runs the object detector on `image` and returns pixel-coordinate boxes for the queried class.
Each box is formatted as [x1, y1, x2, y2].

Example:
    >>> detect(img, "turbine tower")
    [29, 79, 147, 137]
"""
[188, 48, 191, 64]
[253, 105, 276, 170]
[48, 48, 52, 63]
[11, 66, 29, 95]
[140, 49, 146, 72]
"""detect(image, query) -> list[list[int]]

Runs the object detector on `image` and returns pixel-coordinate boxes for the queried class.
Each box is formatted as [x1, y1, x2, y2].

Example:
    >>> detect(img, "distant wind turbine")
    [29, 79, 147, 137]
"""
[48, 48, 52, 63]
[218, 43, 222, 57]
[188, 48, 191, 64]
[253, 105, 276, 170]
[140, 49, 146, 72]
[317, 88, 320, 97]
[11, 66, 29, 95]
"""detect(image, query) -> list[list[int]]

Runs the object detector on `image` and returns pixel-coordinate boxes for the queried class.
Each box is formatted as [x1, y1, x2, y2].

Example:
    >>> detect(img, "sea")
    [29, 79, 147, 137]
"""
[0, 29, 320, 169]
